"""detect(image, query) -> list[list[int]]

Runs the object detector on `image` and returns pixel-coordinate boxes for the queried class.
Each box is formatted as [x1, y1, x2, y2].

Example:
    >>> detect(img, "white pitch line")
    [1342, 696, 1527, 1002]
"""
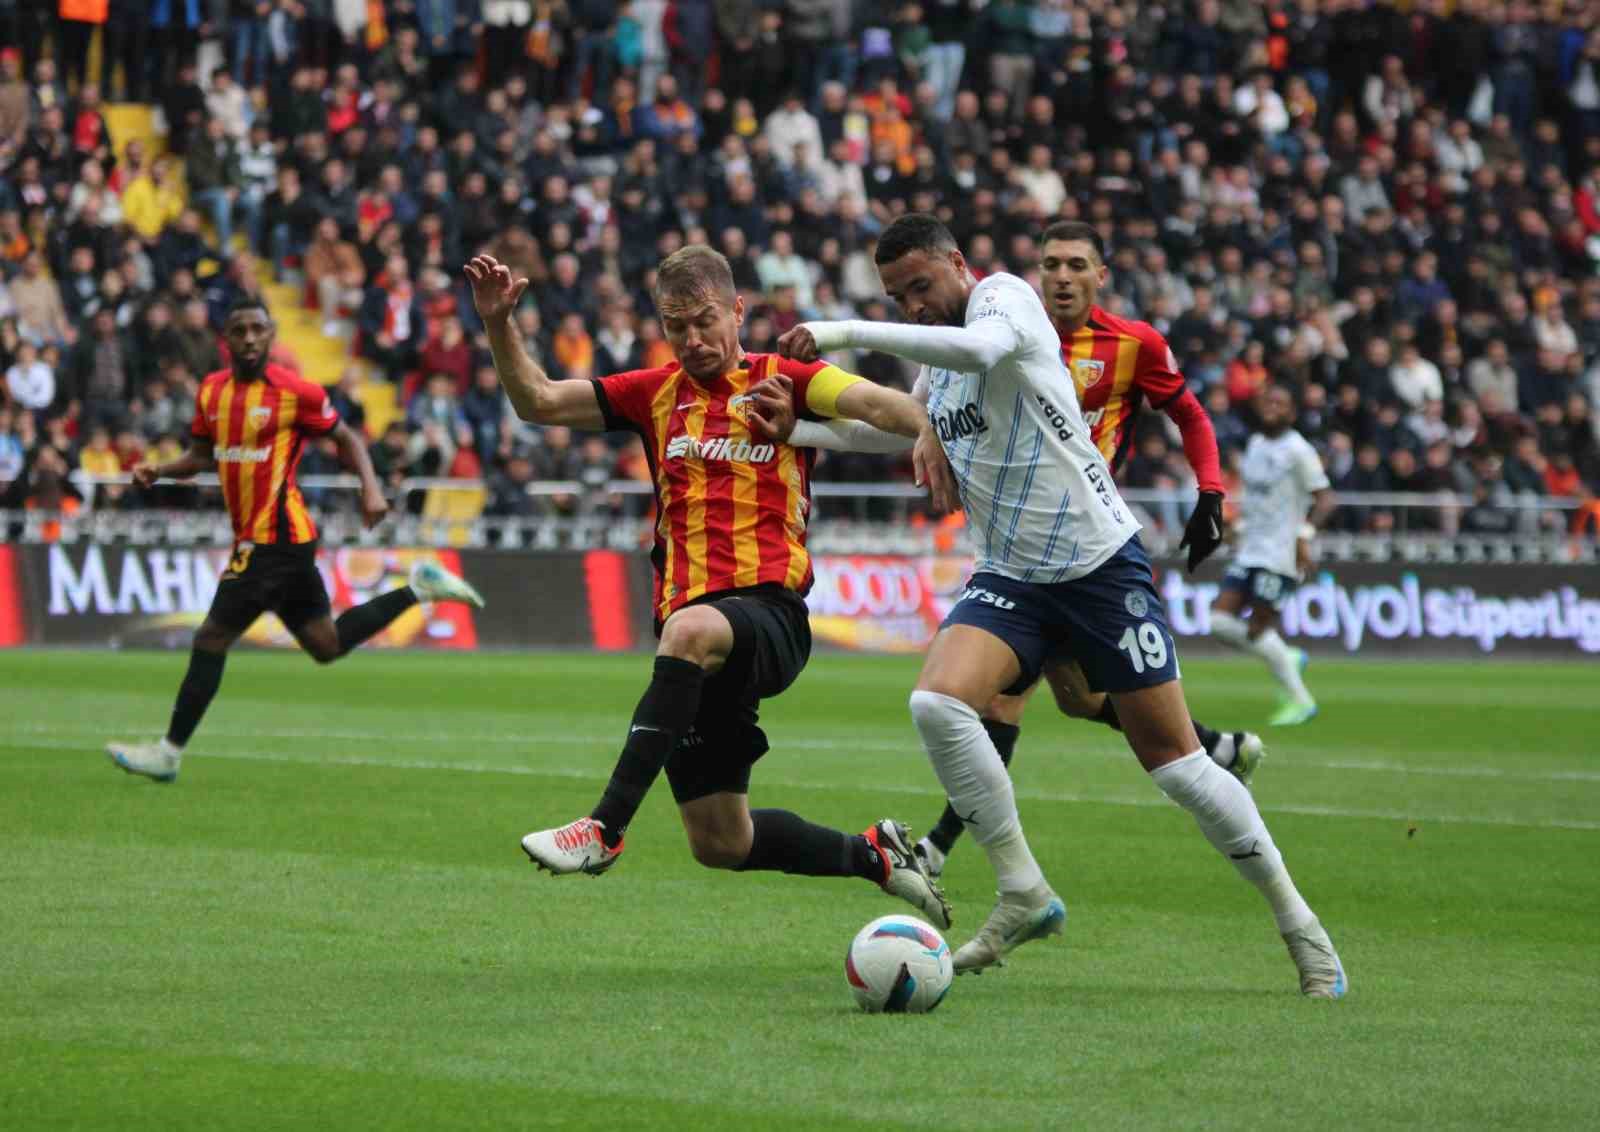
[10, 723, 1600, 784]
[9, 736, 1600, 833]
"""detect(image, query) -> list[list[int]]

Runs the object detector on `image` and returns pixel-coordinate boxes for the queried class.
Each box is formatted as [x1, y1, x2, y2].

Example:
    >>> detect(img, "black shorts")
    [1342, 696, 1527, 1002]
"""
[664, 585, 812, 805]
[208, 541, 332, 633]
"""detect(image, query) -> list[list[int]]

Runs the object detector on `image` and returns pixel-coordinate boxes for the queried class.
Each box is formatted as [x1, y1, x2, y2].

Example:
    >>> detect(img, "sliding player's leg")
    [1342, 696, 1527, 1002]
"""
[909, 594, 1065, 973]
[520, 599, 736, 875]
[666, 719, 951, 928]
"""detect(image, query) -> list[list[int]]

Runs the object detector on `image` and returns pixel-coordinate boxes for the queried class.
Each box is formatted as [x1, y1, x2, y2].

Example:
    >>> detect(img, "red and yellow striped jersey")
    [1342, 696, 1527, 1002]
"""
[593, 353, 861, 623]
[1062, 305, 1188, 471]
[190, 363, 340, 545]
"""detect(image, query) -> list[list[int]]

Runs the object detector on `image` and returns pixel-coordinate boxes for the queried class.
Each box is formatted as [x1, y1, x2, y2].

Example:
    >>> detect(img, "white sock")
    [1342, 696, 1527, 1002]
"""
[1212, 613, 1310, 702]
[1209, 610, 1261, 655]
[908, 690, 1045, 893]
[1255, 629, 1311, 702]
[1209, 731, 1237, 768]
[1150, 749, 1315, 933]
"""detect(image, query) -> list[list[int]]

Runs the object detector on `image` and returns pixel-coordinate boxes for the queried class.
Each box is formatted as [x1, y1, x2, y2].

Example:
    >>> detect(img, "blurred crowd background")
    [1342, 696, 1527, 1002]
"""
[1, 0, 1599, 539]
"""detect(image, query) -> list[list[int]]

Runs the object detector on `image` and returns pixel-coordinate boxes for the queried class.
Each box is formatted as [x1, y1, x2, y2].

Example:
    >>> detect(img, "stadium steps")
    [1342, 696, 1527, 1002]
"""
[104, 103, 166, 158]
[421, 483, 488, 546]
[258, 274, 352, 386]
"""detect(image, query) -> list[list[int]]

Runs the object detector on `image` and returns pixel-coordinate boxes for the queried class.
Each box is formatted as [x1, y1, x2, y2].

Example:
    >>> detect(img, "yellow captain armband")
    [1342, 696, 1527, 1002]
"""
[802, 364, 865, 419]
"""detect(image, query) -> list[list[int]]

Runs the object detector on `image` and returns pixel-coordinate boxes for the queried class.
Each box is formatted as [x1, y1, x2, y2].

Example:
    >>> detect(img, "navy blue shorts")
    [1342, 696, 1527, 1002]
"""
[1221, 563, 1297, 612]
[941, 536, 1180, 695]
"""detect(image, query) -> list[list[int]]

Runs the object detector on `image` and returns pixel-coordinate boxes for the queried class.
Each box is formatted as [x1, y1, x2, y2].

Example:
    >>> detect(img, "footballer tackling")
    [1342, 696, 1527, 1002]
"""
[467, 249, 951, 931]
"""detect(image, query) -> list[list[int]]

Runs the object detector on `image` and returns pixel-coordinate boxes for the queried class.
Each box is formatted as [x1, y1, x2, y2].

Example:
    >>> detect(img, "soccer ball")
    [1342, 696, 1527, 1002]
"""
[844, 914, 954, 1014]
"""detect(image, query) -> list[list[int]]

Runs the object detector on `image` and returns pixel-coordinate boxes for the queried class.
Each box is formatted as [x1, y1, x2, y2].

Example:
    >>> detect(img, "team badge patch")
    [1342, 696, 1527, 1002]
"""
[1124, 590, 1148, 618]
[1073, 359, 1105, 388]
[248, 406, 272, 427]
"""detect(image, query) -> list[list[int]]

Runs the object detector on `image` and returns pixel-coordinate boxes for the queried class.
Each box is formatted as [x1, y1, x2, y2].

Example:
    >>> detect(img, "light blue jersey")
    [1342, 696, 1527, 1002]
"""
[921, 273, 1140, 583]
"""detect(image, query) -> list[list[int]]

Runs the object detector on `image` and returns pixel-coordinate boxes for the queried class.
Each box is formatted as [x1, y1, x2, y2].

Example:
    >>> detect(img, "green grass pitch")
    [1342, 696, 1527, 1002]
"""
[3, 649, 1597, 1130]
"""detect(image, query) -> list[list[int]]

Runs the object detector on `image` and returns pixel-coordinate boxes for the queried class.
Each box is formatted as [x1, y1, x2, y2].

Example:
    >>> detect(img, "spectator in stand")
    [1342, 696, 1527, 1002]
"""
[303, 216, 365, 336]
[358, 254, 426, 380]
[5, 338, 54, 413]
[1390, 341, 1445, 409]
[63, 307, 132, 430]
[11, 251, 72, 346]
[417, 314, 473, 393]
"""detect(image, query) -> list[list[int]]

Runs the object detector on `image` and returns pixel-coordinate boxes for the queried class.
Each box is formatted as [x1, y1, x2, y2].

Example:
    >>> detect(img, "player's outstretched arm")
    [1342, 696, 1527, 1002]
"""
[779, 370, 930, 453]
[464, 255, 605, 431]
[750, 375, 912, 452]
[787, 314, 1019, 374]
[132, 437, 215, 488]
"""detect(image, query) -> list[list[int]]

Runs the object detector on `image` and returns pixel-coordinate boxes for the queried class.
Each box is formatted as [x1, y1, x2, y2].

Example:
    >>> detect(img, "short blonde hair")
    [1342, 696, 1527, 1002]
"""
[654, 245, 736, 307]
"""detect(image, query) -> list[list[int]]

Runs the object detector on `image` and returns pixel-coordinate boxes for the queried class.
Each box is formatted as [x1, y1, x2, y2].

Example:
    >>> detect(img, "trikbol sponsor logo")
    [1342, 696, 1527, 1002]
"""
[214, 444, 273, 463]
[664, 435, 776, 463]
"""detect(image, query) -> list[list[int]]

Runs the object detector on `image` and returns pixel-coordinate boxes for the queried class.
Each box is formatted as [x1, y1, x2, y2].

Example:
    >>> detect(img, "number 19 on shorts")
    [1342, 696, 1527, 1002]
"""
[1118, 621, 1170, 675]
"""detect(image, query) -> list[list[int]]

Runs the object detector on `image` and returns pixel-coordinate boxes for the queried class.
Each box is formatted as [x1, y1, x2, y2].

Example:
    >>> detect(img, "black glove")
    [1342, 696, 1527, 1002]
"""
[1179, 490, 1225, 574]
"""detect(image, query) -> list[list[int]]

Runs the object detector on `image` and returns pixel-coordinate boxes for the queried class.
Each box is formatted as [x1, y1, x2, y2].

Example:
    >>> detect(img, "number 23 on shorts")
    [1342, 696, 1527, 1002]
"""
[225, 542, 255, 578]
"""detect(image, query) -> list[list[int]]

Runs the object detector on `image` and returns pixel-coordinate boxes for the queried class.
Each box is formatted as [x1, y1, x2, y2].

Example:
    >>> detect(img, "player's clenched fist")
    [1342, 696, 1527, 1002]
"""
[747, 375, 797, 441]
[463, 255, 530, 322]
[775, 325, 819, 363]
[131, 462, 159, 490]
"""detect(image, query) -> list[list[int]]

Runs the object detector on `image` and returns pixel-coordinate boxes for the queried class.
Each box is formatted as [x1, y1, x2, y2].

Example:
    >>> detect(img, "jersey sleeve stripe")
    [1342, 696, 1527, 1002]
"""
[253, 389, 296, 542]
[215, 381, 240, 539]
[681, 390, 710, 606]
[727, 367, 764, 589]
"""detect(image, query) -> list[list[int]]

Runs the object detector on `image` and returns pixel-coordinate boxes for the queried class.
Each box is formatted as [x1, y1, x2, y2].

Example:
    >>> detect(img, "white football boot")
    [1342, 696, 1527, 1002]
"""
[409, 561, 486, 608]
[913, 836, 946, 881]
[106, 738, 182, 783]
[1282, 916, 1348, 998]
[866, 820, 952, 929]
[952, 883, 1066, 974]
[521, 817, 623, 876]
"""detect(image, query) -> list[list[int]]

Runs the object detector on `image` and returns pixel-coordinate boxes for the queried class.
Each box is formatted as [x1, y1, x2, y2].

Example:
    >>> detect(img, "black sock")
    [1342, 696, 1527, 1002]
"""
[166, 647, 226, 748]
[1094, 697, 1123, 731]
[590, 656, 705, 846]
[734, 809, 882, 880]
[334, 587, 419, 656]
[928, 719, 1021, 854]
[1194, 720, 1224, 758]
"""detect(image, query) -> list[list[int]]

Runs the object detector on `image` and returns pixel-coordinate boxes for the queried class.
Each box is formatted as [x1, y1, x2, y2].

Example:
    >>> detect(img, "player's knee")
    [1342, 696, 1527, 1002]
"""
[307, 646, 340, 665]
[910, 688, 970, 740]
[1210, 610, 1249, 644]
[984, 694, 1027, 726]
[657, 608, 724, 668]
[192, 628, 230, 653]
[686, 826, 749, 870]
[1053, 686, 1101, 720]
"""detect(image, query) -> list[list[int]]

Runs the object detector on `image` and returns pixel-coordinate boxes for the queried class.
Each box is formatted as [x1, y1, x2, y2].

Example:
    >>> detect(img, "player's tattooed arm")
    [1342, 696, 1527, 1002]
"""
[133, 437, 214, 488]
[465, 255, 605, 430]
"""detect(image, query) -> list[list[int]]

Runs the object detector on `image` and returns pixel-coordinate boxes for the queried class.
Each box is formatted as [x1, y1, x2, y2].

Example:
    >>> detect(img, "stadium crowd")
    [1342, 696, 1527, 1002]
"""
[1, 0, 1599, 539]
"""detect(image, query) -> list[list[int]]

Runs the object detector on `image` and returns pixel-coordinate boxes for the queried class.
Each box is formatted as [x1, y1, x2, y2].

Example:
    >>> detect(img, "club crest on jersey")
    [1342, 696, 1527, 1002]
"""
[248, 406, 272, 427]
[1124, 590, 1148, 618]
[666, 434, 775, 463]
[1073, 359, 1106, 389]
[727, 392, 754, 418]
